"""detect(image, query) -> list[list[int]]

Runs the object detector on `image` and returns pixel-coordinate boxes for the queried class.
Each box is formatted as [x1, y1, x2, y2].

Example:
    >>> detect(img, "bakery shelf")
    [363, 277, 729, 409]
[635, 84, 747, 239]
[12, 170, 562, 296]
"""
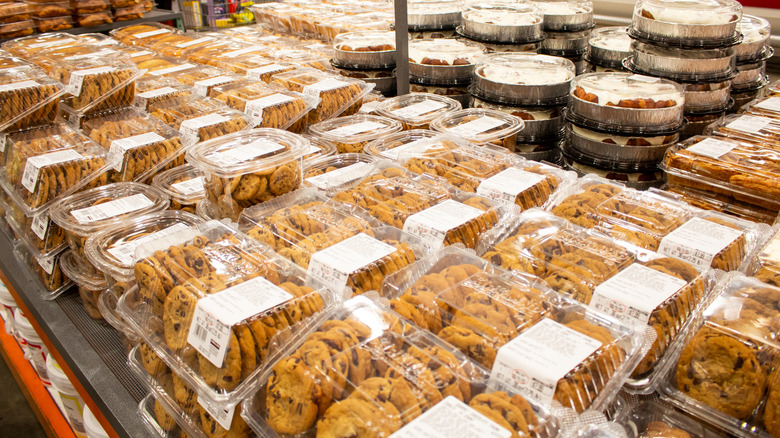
[0, 229, 152, 438]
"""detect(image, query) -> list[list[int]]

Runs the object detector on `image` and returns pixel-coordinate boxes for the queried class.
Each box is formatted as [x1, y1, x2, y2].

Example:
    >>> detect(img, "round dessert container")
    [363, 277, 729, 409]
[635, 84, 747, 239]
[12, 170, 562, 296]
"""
[471, 97, 564, 141]
[567, 123, 680, 164]
[735, 14, 771, 63]
[681, 111, 726, 139]
[332, 31, 396, 69]
[460, 1, 543, 43]
[409, 82, 472, 107]
[562, 154, 664, 190]
[732, 61, 765, 89]
[540, 29, 590, 55]
[535, 0, 594, 31]
[627, 40, 736, 82]
[630, 0, 742, 47]
[408, 38, 486, 84]
[588, 26, 631, 69]
[376, 93, 461, 130]
[408, 0, 463, 30]
[481, 41, 540, 53]
[681, 80, 732, 113]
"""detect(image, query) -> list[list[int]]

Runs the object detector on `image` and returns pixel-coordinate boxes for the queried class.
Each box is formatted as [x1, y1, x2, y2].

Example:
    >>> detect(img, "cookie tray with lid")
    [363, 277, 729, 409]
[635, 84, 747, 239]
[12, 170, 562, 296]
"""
[59, 248, 108, 319]
[301, 134, 337, 161]
[4, 203, 65, 261]
[661, 183, 778, 226]
[459, 1, 543, 44]
[301, 153, 381, 193]
[471, 53, 576, 106]
[380, 244, 642, 414]
[430, 108, 524, 151]
[134, 76, 192, 111]
[474, 208, 719, 391]
[216, 55, 296, 83]
[659, 273, 780, 438]
[741, 96, 780, 121]
[150, 165, 206, 214]
[747, 225, 780, 288]
[566, 122, 680, 164]
[242, 293, 562, 437]
[624, 400, 721, 438]
[375, 93, 461, 130]
[160, 64, 241, 98]
[146, 95, 253, 147]
[0, 32, 81, 58]
[0, 65, 65, 132]
[116, 219, 341, 409]
[308, 114, 403, 153]
[14, 242, 72, 299]
[363, 128, 442, 160]
[332, 30, 396, 70]
[182, 39, 269, 68]
[629, 0, 742, 48]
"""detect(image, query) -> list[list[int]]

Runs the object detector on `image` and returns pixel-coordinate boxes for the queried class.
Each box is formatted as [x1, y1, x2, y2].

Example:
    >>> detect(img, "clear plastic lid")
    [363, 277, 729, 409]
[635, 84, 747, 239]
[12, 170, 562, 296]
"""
[16, 243, 71, 297]
[662, 183, 778, 226]
[308, 114, 403, 153]
[147, 95, 252, 146]
[109, 23, 179, 46]
[333, 30, 395, 69]
[375, 93, 461, 130]
[302, 134, 338, 160]
[209, 79, 319, 133]
[116, 220, 336, 406]
[49, 182, 170, 236]
[0, 20, 36, 39]
[49, 53, 140, 113]
[472, 53, 576, 106]
[708, 113, 780, 145]
[0, 65, 65, 131]
[27, 44, 120, 73]
[408, 38, 485, 66]
[134, 76, 192, 111]
[184, 40, 269, 67]
[626, 400, 717, 438]
[78, 107, 187, 183]
[137, 57, 198, 78]
[751, 226, 780, 288]
[146, 33, 224, 58]
[0, 2, 31, 18]
[216, 55, 297, 82]
[1, 32, 81, 58]
[743, 96, 780, 120]
[2, 176, 66, 256]
[160, 64, 240, 98]
[407, 0, 463, 29]
[302, 154, 381, 192]
[364, 129, 443, 160]
[736, 14, 772, 63]
[150, 164, 206, 209]
[460, 1, 543, 43]
[627, 40, 737, 83]
[587, 26, 631, 65]
[533, 0, 593, 31]
[430, 108, 524, 148]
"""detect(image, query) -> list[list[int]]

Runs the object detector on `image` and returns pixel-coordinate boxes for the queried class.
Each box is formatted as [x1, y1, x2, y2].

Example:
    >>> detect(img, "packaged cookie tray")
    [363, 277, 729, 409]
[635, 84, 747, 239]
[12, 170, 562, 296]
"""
[0, 66, 65, 132]
[75, 107, 187, 184]
[301, 134, 337, 162]
[0, 32, 81, 58]
[374, 93, 461, 130]
[624, 399, 722, 438]
[150, 165, 206, 214]
[147, 96, 253, 147]
[743, 96, 780, 121]
[270, 68, 375, 124]
[161, 65, 240, 98]
[138, 393, 190, 438]
[84, 210, 204, 293]
[14, 242, 72, 298]
[183, 41, 270, 68]
[473, 208, 716, 393]
[109, 23, 179, 46]
[134, 76, 192, 111]
[49, 55, 141, 113]
[97, 283, 140, 340]
[393, 132, 575, 211]
[115, 220, 340, 407]
[363, 128, 443, 161]
[0, 1, 31, 21]
[0, 19, 34, 39]
[243, 294, 564, 437]
[747, 225, 780, 289]
[33, 16, 74, 33]
[59, 248, 107, 319]
[706, 113, 780, 149]
[209, 79, 319, 133]
[145, 34, 221, 58]
[27, 1, 70, 17]
[302, 153, 381, 192]
[378, 245, 642, 415]
[659, 273, 780, 438]
[660, 135, 780, 213]
[662, 183, 779, 227]
[137, 57, 198, 78]
[308, 114, 403, 154]
[4, 200, 65, 258]
[430, 108, 525, 152]
[48, 182, 170, 268]
[216, 56, 297, 83]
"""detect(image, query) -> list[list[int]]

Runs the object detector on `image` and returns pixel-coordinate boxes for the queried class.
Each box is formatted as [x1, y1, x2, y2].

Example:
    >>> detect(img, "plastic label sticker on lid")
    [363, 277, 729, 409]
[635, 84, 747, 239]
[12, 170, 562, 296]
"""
[198, 396, 235, 430]
[657, 217, 743, 268]
[108, 223, 192, 265]
[391, 100, 448, 119]
[137, 86, 178, 99]
[180, 113, 230, 144]
[171, 176, 205, 196]
[390, 396, 512, 438]
[446, 116, 506, 138]
[589, 263, 687, 326]
[244, 93, 296, 125]
[403, 200, 484, 249]
[246, 64, 288, 80]
[70, 193, 155, 224]
[149, 63, 196, 76]
[326, 121, 386, 137]
[31, 214, 50, 240]
[755, 97, 780, 112]
[108, 132, 165, 171]
[477, 168, 547, 205]
[303, 78, 349, 96]
[220, 46, 264, 58]
[725, 115, 771, 134]
[188, 276, 294, 367]
[0, 80, 39, 93]
[305, 162, 372, 190]
[36, 253, 55, 275]
[22, 149, 84, 193]
[175, 36, 215, 48]
[194, 75, 236, 97]
[308, 233, 397, 293]
[685, 137, 738, 159]
[133, 28, 171, 39]
[205, 139, 284, 166]
[489, 318, 601, 406]
[359, 100, 382, 114]
[380, 138, 436, 161]
[65, 66, 115, 96]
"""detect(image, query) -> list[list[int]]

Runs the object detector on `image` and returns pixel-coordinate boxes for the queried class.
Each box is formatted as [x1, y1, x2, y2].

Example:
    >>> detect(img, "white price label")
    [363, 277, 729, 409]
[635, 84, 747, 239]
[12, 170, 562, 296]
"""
[108, 132, 165, 171]
[37, 254, 55, 275]
[133, 28, 171, 39]
[149, 63, 196, 76]
[65, 66, 115, 95]
[175, 36, 215, 48]
[180, 114, 230, 144]
[64, 49, 116, 62]
[489, 319, 602, 407]
[380, 138, 436, 161]
[244, 93, 295, 124]
[359, 100, 381, 114]
[171, 176, 205, 196]
[31, 214, 50, 240]
[246, 64, 287, 80]
[657, 217, 743, 268]
[194, 75, 235, 97]
[137, 86, 178, 99]
[307, 233, 397, 293]
[685, 137, 738, 159]
[302, 78, 349, 96]
[627, 74, 659, 83]
[391, 100, 448, 119]
[755, 97, 780, 112]
[21, 149, 83, 193]
[0, 80, 40, 93]
[305, 162, 371, 189]
[402, 200, 484, 249]
[107, 223, 192, 265]
[326, 121, 386, 137]
[446, 117, 506, 138]
[197, 397, 235, 430]
[390, 396, 512, 438]
[29, 39, 72, 49]
[129, 50, 152, 58]
[725, 115, 772, 134]
[476, 168, 547, 205]
[206, 139, 284, 166]
[590, 263, 687, 326]
[220, 46, 264, 58]
[70, 193, 155, 224]
[187, 276, 294, 367]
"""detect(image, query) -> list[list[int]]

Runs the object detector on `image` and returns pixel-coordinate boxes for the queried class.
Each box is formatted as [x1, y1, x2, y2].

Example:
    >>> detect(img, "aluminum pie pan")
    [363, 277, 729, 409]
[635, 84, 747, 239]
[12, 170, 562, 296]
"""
[730, 74, 769, 94]
[332, 49, 396, 70]
[562, 142, 663, 173]
[564, 156, 664, 190]
[471, 68, 572, 106]
[471, 97, 565, 142]
[541, 30, 590, 53]
[408, 81, 472, 107]
[542, 13, 594, 32]
[409, 29, 459, 39]
[566, 123, 679, 164]
[458, 20, 543, 44]
[681, 112, 726, 139]
[589, 44, 629, 65]
[736, 43, 773, 64]
[630, 12, 741, 48]
[732, 61, 766, 88]
[583, 54, 625, 71]
[517, 147, 563, 165]
[623, 55, 736, 84]
[682, 80, 732, 113]
[409, 62, 475, 85]
[482, 41, 540, 53]
[408, 11, 461, 31]
[568, 94, 685, 134]
[571, 56, 588, 75]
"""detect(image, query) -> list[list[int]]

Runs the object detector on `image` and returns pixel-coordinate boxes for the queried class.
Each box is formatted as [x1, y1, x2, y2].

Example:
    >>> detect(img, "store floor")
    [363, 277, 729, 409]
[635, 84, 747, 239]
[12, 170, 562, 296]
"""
[0, 356, 47, 438]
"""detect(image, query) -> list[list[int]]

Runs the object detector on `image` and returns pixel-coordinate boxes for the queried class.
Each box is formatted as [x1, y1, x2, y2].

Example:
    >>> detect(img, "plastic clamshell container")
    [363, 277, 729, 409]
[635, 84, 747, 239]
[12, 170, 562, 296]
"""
[332, 31, 395, 69]
[73, 10, 112, 27]
[407, 0, 463, 30]
[185, 128, 309, 221]
[15, 243, 72, 298]
[735, 14, 772, 63]
[76, 107, 187, 183]
[535, 0, 593, 31]
[374, 93, 461, 130]
[3, 184, 65, 257]
[0, 20, 34, 39]
[587, 26, 632, 69]
[1, 32, 81, 58]
[472, 53, 576, 106]
[48, 182, 170, 268]
[243, 294, 562, 436]
[33, 15, 73, 32]
[408, 39, 486, 85]
[750, 226, 780, 288]
[301, 134, 338, 161]
[566, 123, 680, 164]
[662, 183, 778, 226]
[147, 95, 252, 147]
[660, 274, 780, 438]
[59, 249, 107, 318]
[69, 0, 108, 14]
[0, 66, 64, 131]
[136, 57, 198, 78]
[112, 4, 145, 21]
[116, 220, 338, 408]
[308, 114, 403, 154]
[626, 40, 736, 83]
[2, 124, 111, 214]
[568, 72, 685, 134]
[270, 68, 375, 124]
[625, 400, 720, 438]
[134, 76, 192, 111]
[0, 2, 31, 21]
[460, 1, 543, 44]
[85, 210, 203, 292]
[150, 165, 206, 214]
[183, 40, 269, 67]
[363, 128, 443, 160]
[109, 23, 180, 46]
[661, 134, 780, 212]
[216, 55, 297, 83]
[381, 244, 641, 413]
[146, 33, 221, 58]
[209, 79, 318, 134]
[160, 64, 240, 98]
[49, 53, 140, 113]
[138, 393, 188, 438]
[302, 154, 380, 192]
[430, 108, 524, 151]
[630, 0, 742, 48]
[474, 208, 715, 392]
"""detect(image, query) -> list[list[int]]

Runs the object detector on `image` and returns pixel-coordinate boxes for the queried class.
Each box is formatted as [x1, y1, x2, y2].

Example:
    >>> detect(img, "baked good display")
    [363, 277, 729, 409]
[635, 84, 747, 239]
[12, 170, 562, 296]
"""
[210, 79, 315, 133]
[408, 39, 486, 84]
[271, 68, 372, 124]
[147, 95, 251, 146]
[150, 165, 206, 214]
[216, 55, 297, 82]
[567, 123, 680, 164]
[587, 26, 632, 70]
[302, 153, 379, 192]
[460, 2, 543, 44]
[630, 0, 742, 47]
[332, 31, 396, 69]
[375, 93, 460, 131]
[308, 114, 403, 153]
[472, 53, 576, 106]
[430, 108, 524, 151]
[664, 275, 780, 438]
[49, 54, 138, 113]
[79, 107, 186, 183]
[0, 66, 64, 131]
[627, 41, 736, 82]
[735, 14, 772, 63]
[536, 0, 593, 31]
[185, 128, 308, 221]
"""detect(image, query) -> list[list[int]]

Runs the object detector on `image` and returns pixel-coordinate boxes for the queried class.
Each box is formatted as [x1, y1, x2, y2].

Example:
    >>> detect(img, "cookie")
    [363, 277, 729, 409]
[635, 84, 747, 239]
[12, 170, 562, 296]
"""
[198, 327, 243, 391]
[266, 356, 321, 435]
[163, 285, 198, 350]
[468, 392, 530, 436]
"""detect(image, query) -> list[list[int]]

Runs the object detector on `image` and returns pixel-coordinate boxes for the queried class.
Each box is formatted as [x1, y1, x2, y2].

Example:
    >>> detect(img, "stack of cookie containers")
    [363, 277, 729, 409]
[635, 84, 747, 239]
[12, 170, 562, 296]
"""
[624, 0, 743, 139]
[730, 14, 772, 112]
[469, 52, 575, 164]
[564, 71, 686, 189]
[535, 0, 594, 75]
[330, 31, 397, 97]
[0, 2, 34, 39]
[455, 0, 544, 54]
[23, 0, 73, 33]
[585, 26, 631, 73]
[407, 38, 485, 107]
